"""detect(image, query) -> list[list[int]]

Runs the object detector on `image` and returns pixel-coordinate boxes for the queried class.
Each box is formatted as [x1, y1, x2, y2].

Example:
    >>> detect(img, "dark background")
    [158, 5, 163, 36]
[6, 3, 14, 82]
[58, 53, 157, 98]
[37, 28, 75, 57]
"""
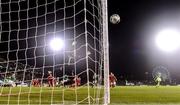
[1, 0, 180, 83]
[108, 0, 180, 81]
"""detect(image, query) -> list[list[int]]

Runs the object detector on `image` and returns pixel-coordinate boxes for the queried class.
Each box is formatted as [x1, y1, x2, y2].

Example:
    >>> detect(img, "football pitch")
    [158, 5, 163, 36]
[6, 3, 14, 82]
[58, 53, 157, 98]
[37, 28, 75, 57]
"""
[0, 86, 180, 105]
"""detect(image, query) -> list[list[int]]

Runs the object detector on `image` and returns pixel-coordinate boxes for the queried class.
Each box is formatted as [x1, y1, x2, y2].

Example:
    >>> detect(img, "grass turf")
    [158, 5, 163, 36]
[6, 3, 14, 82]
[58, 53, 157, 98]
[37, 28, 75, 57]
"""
[0, 86, 180, 104]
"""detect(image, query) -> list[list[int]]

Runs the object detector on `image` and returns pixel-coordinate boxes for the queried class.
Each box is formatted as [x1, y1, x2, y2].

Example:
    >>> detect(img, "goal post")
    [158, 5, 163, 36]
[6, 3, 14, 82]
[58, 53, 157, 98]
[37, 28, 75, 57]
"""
[102, 0, 110, 104]
[0, 0, 110, 104]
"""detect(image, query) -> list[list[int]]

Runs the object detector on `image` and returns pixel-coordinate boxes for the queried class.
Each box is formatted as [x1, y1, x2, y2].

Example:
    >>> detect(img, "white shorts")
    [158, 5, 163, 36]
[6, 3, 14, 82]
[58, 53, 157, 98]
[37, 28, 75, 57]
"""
[111, 82, 116, 85]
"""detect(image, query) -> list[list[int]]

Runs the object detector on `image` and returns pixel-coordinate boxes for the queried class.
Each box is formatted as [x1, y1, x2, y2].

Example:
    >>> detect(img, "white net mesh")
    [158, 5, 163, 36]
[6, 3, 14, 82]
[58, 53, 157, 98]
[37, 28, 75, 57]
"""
[0, 0, 108, 104]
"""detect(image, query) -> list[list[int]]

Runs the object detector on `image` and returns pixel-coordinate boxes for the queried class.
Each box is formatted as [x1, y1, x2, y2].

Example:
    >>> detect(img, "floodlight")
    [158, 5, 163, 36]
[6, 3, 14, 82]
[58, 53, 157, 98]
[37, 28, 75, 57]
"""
[50, 38, 64, 51]
[155, 29, 180, 52]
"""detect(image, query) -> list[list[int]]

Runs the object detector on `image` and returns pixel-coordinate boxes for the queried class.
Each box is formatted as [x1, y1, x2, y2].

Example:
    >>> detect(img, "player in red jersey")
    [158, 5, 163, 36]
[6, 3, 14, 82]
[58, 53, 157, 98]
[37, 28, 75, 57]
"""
[32, 78, 40, 87]
[72, 75, 81, 87]
[76, 76, 81, 86]
[109, 72, 117, 87]
[47, 72, 55, 87]
[31, 79, 35, 86]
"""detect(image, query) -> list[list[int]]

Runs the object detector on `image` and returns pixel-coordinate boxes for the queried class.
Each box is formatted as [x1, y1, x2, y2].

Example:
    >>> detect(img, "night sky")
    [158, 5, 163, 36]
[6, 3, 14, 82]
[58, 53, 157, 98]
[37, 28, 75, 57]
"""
[108, 0, 180, 81]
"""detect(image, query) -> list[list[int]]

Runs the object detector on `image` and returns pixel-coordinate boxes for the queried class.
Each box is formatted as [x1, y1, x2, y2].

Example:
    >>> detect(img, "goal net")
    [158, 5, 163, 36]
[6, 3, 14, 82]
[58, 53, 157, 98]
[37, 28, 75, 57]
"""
[0, 0, 109, 104]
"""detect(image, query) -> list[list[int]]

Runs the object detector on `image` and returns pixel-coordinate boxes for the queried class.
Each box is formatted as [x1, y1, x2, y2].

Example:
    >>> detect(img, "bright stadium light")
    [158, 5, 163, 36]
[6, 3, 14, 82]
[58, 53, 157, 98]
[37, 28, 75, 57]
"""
[155, 29, 180, 53]
[50, 38, 64, 51]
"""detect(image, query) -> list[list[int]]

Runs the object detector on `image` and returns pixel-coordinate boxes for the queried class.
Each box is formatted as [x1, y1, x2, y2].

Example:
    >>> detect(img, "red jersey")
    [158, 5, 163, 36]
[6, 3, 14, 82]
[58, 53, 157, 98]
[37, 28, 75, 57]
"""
[48, 75, 54, 81]
[109, 75, 117, 82]
[74, 77, 81, 86]
[32, 79, 39, 87]
[48, 75, 55, 87]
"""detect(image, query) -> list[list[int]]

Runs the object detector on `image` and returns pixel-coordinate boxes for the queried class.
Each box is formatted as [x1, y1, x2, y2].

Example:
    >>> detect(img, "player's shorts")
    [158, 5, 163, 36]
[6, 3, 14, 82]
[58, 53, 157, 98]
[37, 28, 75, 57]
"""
[111, 81, 116, 86]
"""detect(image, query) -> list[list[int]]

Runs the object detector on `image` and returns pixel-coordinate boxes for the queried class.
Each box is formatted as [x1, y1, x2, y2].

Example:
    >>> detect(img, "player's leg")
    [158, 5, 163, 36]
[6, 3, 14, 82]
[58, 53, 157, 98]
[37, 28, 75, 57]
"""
[32, 80, 35, 87]
[52, 79, 55, 87]
[50, 80, 53, 87]
[36, 81, 38, 87]
[110, 81, 112, 87]
[157, 81, 160, 87]
[48, 80, 51, 87]
[156, 81, 159, 87]
[113, 81, 116, 87]
[77, 80, 80, 86]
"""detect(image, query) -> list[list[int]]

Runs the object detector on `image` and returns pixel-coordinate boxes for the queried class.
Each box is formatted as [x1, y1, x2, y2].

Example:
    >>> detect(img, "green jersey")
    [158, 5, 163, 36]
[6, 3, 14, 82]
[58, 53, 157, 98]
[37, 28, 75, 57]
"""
[63, 75, 68, 80]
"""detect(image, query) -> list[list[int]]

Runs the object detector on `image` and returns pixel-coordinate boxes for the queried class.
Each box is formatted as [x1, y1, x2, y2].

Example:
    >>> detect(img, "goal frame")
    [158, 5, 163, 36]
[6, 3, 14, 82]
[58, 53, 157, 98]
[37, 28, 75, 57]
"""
[0, 0, 110, 104]
[102, 0, 110, 104]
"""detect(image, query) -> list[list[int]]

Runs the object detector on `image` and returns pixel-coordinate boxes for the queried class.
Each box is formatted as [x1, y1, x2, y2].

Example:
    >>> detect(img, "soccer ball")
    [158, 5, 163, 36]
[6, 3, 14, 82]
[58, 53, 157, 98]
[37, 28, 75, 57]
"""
[110, 14, 120, 24]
